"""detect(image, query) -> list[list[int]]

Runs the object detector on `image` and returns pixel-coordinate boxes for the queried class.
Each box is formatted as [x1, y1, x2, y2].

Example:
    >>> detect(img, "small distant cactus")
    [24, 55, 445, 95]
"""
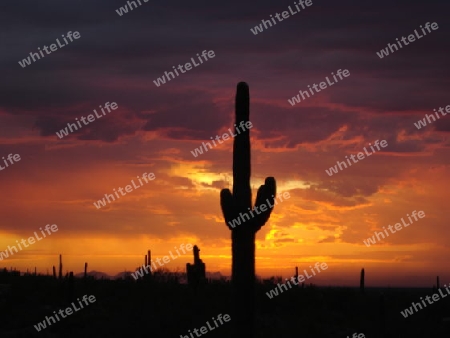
[186, 245, 206, 288]
[59, 254, 63, 280]
[147, 250, 152, 277]
[84, 262, 88, 279]
[67, 272, 74, 302]
[360, 268, 365, 294]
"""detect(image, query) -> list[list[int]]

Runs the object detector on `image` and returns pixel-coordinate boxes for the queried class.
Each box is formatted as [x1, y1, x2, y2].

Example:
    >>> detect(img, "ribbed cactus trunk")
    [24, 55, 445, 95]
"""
[220, 82, 276, 338]
[232, 228, 255, 335]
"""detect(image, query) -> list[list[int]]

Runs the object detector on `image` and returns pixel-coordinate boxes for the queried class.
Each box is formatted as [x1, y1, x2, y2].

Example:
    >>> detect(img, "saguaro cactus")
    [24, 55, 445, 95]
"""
[360, 268, 365, 294]
[220, 82, 276, 337]
[84, 262, 88, 279]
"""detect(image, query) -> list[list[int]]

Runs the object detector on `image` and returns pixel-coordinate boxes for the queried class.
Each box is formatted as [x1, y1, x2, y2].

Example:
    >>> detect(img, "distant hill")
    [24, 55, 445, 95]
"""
[206, 271, 229, 280]
[74, 270, 111, 279]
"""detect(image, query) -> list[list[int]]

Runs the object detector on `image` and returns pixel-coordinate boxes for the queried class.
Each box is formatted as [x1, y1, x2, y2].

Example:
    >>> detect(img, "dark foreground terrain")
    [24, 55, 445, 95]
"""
[1, 270, 449, 338]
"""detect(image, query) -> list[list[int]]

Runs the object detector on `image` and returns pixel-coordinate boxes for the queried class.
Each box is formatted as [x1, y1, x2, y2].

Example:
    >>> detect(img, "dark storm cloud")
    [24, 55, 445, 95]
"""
[0, 0, 449, 143]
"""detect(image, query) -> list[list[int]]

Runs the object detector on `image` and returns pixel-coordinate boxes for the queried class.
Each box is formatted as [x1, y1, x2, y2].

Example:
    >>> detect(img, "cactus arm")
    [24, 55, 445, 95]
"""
[253, 177, 276, 231]
[220, 188, 235, 230]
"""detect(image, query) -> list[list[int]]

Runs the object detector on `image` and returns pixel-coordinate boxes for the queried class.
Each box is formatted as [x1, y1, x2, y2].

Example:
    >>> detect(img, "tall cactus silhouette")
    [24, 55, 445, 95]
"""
[220, 82, 276, 337]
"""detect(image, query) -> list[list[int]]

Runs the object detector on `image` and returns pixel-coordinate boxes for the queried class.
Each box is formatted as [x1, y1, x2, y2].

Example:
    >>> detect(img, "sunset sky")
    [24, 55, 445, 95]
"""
[1, 0, 449, 287]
